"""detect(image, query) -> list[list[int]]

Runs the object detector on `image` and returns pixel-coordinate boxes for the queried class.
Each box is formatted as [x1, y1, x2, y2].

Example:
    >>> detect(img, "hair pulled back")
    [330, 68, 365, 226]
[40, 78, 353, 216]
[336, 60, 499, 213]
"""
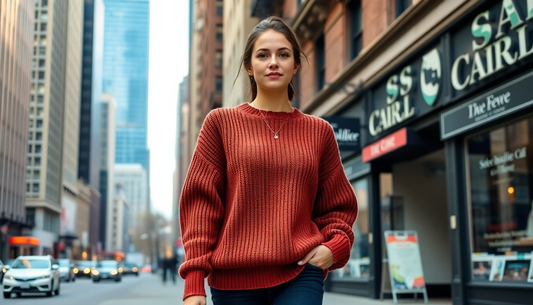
[237, 16, 306, 102]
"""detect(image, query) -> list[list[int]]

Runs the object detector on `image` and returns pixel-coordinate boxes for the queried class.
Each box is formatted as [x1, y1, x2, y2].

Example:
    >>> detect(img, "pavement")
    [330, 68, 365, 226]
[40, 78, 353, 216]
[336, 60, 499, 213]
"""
[117, 273, 452, 305]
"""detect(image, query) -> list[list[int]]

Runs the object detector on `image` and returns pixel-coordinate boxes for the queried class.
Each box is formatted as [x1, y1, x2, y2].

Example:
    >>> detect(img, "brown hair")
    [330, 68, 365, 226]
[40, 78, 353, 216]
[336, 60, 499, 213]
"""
[237, 16, 307, 102]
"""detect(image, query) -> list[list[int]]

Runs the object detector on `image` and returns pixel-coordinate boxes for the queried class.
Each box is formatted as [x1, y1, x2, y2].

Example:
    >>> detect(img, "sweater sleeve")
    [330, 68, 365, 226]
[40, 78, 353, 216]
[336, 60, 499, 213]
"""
[313, 122, 358, 270]
[178, 111, 226, 300]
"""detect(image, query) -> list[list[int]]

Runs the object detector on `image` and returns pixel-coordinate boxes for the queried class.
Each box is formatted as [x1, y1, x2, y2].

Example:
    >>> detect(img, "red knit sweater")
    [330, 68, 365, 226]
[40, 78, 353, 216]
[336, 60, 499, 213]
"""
[178, 103, 358, 300]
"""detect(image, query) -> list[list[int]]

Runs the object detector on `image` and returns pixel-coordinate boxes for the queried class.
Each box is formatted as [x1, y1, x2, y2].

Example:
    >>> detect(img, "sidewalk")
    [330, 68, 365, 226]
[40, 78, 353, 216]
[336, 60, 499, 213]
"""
[105, 274, 450, 305]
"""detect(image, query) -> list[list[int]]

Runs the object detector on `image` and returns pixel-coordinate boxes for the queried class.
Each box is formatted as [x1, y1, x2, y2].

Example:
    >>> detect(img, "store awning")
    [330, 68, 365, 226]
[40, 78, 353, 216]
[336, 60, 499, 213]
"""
[8, 236, 39, 246]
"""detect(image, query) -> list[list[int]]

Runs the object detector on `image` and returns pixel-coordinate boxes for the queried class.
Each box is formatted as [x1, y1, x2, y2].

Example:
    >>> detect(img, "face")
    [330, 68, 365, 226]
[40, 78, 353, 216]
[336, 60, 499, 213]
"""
[246, 29, 299, 94]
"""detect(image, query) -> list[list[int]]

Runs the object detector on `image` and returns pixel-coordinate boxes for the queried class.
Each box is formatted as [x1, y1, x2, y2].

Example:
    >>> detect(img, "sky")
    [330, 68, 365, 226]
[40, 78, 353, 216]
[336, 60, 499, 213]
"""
[147, 0, 190, 219]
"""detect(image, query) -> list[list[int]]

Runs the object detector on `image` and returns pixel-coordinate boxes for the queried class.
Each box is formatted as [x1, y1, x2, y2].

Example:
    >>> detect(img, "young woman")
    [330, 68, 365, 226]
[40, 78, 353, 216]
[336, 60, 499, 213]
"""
[179, 16, 358, 305]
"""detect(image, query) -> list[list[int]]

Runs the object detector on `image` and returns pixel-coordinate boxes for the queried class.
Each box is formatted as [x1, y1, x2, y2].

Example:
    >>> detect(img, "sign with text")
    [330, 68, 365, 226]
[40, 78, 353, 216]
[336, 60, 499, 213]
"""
[362, 128, 407, 162]
[449, 0, 533, 100]
[441, 70, 533, 139]
[323, 117, 360, 151]
[384, 231, 428, 303]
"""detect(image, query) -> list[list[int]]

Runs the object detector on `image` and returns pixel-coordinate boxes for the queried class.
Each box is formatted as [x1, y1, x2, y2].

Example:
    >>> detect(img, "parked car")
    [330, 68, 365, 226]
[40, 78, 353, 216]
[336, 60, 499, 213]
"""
[75, 260, 95, 278]
[2, 255, 61, 298]
[57, 258, 76, 282]
[92, 260, 122, 283]
[121, 262, 139, 276]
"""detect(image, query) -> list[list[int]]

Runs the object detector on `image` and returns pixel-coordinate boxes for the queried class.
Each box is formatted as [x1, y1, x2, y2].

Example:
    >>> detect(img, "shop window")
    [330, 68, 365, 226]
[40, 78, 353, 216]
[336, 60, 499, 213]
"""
[466, 117, 533, 283]
[332, 178, 370, 279]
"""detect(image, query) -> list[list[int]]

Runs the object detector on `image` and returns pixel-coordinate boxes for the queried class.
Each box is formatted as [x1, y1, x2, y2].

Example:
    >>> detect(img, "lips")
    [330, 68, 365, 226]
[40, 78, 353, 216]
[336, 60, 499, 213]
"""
[267, 72, 282, 76]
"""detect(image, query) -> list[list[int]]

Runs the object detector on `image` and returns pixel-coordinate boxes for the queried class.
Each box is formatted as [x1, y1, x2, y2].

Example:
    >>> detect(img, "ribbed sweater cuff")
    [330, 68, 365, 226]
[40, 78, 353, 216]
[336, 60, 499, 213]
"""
[183, 269, 206, 300]
[322, 234, 351, 267]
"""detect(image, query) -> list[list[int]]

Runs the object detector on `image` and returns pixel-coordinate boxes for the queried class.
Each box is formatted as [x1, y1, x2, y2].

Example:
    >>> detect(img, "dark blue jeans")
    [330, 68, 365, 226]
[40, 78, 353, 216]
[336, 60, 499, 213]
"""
[210, 263, 325, 305]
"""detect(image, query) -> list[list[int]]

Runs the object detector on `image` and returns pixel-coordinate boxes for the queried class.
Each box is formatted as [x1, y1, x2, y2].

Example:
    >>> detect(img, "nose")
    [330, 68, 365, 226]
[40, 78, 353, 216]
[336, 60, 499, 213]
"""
[269, 58, 279, 69]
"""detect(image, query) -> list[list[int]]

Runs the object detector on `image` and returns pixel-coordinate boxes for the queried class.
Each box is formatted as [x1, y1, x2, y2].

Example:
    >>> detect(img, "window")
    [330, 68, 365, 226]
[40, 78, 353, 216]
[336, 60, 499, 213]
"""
[32, 184, 39, 193]
[315, 34, 325, 90]
[38, 71, 45, 80]
[216, 0, 223, 15]
[332, 178, 370, 279]
[215, 76, 223, 92]
[34, 157, 41, 166]
[35, 145, 41, 153]
[396, 0, 412, 17]
[215, 50, 222, 68]
[466, 117, 533, 283]
[348, 0, 362, 59]
[216, 24, 223, 40]
[40, 23, 47, 32]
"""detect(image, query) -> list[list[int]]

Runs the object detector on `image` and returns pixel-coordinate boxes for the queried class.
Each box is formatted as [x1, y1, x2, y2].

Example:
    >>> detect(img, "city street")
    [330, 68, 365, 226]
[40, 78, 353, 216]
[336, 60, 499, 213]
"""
[3, 272, 451, 305]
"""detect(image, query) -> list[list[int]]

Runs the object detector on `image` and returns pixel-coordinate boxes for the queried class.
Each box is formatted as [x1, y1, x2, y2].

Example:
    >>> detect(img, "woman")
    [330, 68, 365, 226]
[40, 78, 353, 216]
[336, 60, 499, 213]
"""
[179, 16, 358, 305]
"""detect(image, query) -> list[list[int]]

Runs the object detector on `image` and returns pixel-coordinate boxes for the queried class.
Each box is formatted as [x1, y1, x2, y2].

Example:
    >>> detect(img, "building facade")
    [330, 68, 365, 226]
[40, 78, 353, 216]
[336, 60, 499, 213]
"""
[78, 0, 105, 189]
[0, 0, 34, 261]
[113, 164, 147, 242]
[102, 0, 150, 174]
[107, 183, 129, 252]
[99, 93, 117, 250]
[222, 0, 259, 107]
[25, 0, 70, 257]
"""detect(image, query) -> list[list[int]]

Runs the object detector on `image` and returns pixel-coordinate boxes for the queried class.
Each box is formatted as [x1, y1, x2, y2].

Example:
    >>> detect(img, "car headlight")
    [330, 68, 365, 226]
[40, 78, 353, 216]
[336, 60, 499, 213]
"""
[8, 276, 14, 280]
[110, 270, 118, 275]
[92, 270, 99, 275]
[132, 267, 138, 272]
[118, 267, 123, 273]
[84, 268, 91, 274]
[40, 274, 51, 279]
[73, 268, 79, 274]
[2, 268, 6, 273]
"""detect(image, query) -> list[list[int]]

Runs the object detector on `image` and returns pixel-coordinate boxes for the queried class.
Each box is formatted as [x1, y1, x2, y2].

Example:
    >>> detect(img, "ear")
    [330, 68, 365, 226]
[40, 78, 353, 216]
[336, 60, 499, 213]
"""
[245, 65, 253, 76]
[293, 63, 300, 75]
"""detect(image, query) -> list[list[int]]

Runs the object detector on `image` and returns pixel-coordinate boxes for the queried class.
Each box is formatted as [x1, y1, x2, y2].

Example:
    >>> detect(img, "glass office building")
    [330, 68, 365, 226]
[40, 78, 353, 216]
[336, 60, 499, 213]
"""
[102, 0, 150, 172]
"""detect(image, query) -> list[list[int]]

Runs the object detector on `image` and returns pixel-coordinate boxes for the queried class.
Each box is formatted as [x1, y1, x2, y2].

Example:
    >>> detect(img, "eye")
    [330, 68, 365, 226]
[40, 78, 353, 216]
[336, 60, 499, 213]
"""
[257, 53, 268, 59]
[279, 52, 290, 58]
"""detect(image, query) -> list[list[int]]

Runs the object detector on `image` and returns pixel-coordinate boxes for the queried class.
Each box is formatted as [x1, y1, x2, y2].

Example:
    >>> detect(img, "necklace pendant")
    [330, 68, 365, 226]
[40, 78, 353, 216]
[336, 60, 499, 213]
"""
[274, 134, 279, 139]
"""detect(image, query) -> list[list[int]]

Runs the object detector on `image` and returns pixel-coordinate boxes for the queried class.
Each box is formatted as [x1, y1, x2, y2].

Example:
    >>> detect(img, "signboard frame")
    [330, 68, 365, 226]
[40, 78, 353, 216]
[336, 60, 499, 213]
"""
[384, 230, 428, 304]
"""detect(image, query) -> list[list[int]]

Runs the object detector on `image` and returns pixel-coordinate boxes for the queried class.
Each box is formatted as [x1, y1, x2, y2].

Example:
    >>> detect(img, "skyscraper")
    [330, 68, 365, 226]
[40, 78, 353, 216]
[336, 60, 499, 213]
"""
[78, 0, 105, 189]
[0, 0, 34, 261]
[26, 0, 70, 256]
[102, 0, 150, 174]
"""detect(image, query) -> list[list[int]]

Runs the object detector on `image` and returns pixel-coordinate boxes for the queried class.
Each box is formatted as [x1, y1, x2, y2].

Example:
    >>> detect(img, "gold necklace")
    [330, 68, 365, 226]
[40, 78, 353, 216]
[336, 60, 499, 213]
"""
[251, 102, 291, 139]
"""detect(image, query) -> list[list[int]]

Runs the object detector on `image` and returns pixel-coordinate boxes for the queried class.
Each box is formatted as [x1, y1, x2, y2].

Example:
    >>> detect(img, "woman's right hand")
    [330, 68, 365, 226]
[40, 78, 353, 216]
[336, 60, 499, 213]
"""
[184, 295, 206, 305]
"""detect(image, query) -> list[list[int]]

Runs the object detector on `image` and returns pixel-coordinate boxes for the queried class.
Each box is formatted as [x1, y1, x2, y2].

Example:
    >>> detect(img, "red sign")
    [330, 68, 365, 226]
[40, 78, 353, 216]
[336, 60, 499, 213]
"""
[362, 128, 408, 162]
[8, 236, 39, 246]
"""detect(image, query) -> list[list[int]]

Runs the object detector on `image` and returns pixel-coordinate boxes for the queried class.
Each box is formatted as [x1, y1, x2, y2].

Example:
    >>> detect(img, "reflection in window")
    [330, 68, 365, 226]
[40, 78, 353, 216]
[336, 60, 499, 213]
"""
[467, 117, 533, 283]
[333, 178, 370, 279]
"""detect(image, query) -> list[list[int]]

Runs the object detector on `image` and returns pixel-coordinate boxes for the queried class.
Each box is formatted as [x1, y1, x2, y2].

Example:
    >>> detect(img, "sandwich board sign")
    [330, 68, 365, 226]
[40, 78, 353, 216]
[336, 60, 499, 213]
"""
[384, 231, 428, 303]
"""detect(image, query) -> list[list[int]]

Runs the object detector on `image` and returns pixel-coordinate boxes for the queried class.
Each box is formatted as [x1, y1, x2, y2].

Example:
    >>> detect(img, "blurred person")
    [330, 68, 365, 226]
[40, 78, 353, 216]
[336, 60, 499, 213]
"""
[179, 16, 358, 305]
[162, 247, 177, 285]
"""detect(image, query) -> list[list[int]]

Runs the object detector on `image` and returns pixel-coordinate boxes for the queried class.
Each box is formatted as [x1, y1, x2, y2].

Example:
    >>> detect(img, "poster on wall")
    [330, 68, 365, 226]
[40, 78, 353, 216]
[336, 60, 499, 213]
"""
[60, 197, 77, 237]
[471, 253, 493, 281]
[384, 231, 428, 304]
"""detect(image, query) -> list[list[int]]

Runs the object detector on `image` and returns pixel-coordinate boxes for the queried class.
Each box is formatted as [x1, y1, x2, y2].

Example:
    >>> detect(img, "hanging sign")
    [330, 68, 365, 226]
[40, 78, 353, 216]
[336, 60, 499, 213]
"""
[384, 231, 428, 304]
[323, 117, 360, 151]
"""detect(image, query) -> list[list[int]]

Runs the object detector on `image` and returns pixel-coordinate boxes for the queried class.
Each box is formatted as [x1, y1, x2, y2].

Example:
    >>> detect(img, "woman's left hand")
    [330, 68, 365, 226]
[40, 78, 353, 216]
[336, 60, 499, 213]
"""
[297, 245, 334, 270]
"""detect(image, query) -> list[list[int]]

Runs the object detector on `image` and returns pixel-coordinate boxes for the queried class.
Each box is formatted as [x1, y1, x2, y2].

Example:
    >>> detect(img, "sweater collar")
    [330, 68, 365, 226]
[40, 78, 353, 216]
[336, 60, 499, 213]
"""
[238, 103, 303, 120]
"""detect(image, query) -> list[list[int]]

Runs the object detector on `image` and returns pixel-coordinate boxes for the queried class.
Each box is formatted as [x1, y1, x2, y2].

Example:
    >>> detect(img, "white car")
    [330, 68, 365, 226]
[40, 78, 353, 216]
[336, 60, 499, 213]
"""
[2, 255, 60, 298]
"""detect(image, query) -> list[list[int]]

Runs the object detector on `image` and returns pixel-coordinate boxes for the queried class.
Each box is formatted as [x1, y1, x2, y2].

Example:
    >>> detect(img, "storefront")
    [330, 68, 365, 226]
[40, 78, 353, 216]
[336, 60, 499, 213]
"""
[325, 0, 533, 303]
[8, 236, 39, 258]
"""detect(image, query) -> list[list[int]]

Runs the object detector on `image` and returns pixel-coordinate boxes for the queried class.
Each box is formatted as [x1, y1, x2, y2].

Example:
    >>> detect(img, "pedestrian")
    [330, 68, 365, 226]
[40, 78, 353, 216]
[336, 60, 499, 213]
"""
[162, 248, 177, 285]
[179, 16, 358, 305]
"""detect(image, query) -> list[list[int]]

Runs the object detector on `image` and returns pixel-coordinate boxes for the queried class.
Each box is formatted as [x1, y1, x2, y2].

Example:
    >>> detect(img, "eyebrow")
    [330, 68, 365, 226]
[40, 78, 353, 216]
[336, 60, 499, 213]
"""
[255, 47, 291, 53]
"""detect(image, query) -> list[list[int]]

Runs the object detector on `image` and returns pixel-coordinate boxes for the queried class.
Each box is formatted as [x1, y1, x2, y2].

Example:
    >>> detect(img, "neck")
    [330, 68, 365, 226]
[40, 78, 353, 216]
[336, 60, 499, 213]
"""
[251, 88, 293, 112]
